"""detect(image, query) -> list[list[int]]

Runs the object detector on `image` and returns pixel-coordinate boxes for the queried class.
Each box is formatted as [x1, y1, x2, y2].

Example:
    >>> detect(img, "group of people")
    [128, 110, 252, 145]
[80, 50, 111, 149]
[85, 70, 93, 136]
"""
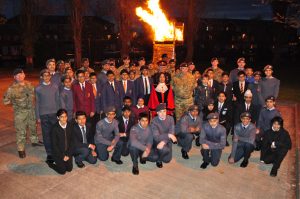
[3, 55, 292, 177]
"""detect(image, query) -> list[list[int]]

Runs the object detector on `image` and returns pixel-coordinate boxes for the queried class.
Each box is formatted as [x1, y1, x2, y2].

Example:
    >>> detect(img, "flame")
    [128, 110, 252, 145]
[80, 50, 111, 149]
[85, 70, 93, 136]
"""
[136, 0, 183, 42]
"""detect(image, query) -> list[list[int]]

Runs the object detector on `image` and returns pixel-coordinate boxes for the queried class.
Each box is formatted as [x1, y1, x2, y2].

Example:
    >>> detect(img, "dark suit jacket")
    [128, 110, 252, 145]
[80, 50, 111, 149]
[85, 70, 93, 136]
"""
[218, 82, 233, 102]
[135, 76, 153, 101]
[91, 82, 102, 113]
[72, 81, 95, 115]
[51, 122, 73, 159]
[232, 81, 249, 103]
[72, 123, 95, 150]
[215, 101, 232, 129]
[101, 80, 122, 109]
[118, 80, 136, 104]
[234, 102, 260, 125]
[97, 71, 108, 87]
[117, 116, 135, 141]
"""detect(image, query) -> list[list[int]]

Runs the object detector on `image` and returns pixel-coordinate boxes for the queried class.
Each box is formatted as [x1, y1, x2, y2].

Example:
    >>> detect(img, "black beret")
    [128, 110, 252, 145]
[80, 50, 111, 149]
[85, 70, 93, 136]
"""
[13, 68, 24, 76]
[156, 103, 166, 112]
[207, 112, 219, 120]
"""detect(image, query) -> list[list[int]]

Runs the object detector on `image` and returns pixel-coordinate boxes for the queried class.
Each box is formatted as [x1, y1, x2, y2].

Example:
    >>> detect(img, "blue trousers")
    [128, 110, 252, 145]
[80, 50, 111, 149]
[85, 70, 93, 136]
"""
[129, 146, 158, 167]
[73, 147, 97, 164]
[40, 113, 57, 156]
[96, 141, 123, 161]
[177, 133, 194, 152]
[233, 142, 254, 162]
[201, 148, 222, 166]
[155, 141, 172, 163]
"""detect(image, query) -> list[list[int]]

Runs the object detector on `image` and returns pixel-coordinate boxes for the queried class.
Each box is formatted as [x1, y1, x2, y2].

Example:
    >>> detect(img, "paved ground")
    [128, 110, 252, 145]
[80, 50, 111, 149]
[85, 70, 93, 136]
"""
[0, 71, 297, 199]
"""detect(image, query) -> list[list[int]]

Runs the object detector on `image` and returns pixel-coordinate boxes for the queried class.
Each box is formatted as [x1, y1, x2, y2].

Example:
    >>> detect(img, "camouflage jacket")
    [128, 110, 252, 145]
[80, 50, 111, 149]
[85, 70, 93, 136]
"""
[171, 72, 196, 99]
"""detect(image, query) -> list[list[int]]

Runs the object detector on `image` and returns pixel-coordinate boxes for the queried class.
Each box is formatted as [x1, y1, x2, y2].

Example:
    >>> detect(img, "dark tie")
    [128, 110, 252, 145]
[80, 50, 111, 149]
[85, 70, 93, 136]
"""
[192, 118, 195, 122]
[111, 82, 115, 92]
[81, 126, 87, 144]
[81, 83, 85, 91]
[218, 104, 222, 113]
[243, 126, 246, 130]
[144, 77, 148, 95]
[246, 104, 249, 111]
[224, 84, 227, 92]
[125, 120, 128, 132]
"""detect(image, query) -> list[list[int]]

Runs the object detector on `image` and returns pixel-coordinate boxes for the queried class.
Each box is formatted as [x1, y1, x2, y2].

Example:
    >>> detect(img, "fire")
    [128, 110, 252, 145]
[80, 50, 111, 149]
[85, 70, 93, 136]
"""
[136, 0, 183, 42]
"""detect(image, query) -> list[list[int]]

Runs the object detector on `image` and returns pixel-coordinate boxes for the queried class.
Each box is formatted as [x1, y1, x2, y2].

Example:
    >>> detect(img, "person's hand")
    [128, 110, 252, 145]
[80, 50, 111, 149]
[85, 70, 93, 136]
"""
[256, 129, 260, 134]
[91, 150, 97, 157]
[142, 147, 150, 158]
[120, 133, 126, 137]
[88, 144, 96, 150]
[157, 141, 165, 150]
[90, 112, 95, 117]
[228, 157, 235, 164]
[107, 145, 114, 152]
[188, 127, 195, 132]
[271, 141, 276, 149]
[168, 134, 177, 143]
[233, 96, 237, 101]
[63, 156, 69, 162]
[202, 143, 209, 150]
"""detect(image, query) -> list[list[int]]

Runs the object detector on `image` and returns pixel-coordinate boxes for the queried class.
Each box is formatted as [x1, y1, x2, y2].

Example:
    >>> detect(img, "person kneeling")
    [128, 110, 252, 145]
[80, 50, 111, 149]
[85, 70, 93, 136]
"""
[48, 109, 73, 175]
[176, 105, 202, 159]
[228, 112, 256, 168]
[129, 112, 157, 175]
[260, 116, 292, 177]
[94, 107, 123, 164]
[72, 111, 97, 168]
[200, 113, 226, 169]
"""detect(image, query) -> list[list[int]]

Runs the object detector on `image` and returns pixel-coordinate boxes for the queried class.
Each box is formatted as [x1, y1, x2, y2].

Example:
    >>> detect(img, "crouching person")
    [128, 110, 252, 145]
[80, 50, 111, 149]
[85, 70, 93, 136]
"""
[200, 113, 226, 169]
[228, 112, 256, 168]
[129, 112, 157, 175]
[48, 109, 73, 175]
[176, 105, 202, 159]
[260, 116, 292, 177]
[94, 107, 123, 165]
[72, 111, 97, 168]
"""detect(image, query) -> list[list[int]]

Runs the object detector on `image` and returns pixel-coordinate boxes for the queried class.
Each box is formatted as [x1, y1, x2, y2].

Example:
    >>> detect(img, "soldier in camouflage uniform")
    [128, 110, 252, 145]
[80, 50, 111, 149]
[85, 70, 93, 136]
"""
[171, 63, 196, 121]
[3, 69, 43, 158]
[204, 57, 224, 83]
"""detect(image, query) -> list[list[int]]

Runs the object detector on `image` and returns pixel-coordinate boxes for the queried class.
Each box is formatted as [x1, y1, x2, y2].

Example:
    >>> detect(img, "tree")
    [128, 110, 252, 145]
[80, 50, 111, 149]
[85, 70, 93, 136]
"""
[68, 0, 86, 68]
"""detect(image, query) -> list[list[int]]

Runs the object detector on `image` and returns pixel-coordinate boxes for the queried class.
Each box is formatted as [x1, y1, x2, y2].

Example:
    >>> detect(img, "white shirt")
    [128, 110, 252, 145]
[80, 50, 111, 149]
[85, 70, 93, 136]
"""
[142, 75, 150, 95]
[218, 102, 224, 111]
[64, 87, 71, 91]
[59, 121, 67, 129]
[137, 105, 144, 109]
[245, 103, 251, 110]
[109, 81, 115, 90]
[239, 81, 245, 90]
[80, 82, 86, 90]
[42, 82, 50, 86]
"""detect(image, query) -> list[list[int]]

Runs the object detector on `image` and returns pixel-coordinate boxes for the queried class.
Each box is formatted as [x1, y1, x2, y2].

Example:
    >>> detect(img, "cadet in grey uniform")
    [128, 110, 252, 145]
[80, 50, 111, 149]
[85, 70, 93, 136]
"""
[200, 113, 226, 169]
[176, 105, 202, 159]
[151, 103, 177, 168]
[3, 69, 43, 158]
[229, 112, 256, 168]
[259, 65, 280, 101]
[129, 112, 158, 175]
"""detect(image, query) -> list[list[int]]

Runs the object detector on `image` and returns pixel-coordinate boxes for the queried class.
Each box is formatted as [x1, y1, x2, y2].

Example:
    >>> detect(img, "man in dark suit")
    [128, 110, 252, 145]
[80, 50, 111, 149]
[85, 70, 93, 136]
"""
[119, 69, 136, 105]
[206, 68, 220, 100]
[89, 72, 103, 129]
[72, 70, 95, 122]
[116, 106, 135, 157]
[218, 72, 233, 103]
[215, 92, 232, 146]
[234, 90, 260, 125]
[72, 111, 97, 168]
[135, 65, 153, 105]
[232, 71, 249, 103]
[97, 59, 110, 87]
[101, 70, 123, 117]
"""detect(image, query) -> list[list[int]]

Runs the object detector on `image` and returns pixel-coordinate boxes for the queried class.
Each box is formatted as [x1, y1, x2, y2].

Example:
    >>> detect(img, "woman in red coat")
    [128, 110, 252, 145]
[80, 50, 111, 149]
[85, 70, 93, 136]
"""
[148, 72, 175, 118]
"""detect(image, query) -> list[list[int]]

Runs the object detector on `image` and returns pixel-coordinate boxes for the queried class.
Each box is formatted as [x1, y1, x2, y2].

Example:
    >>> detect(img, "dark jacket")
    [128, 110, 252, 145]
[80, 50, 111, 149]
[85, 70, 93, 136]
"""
[72, 123, 95, 150]
[117, 116, 135, 141]
[232, 81, 249, 103]
[51, 122, 73, 159]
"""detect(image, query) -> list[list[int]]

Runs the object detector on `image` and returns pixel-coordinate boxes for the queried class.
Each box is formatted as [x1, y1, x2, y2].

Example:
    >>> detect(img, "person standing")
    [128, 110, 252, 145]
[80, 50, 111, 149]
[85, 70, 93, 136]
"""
[229, 57, 246, 83]
[59, 75, 73, 121]
[3, 69, 43, 158]
[45, 58, 62, 88]
[232, 71, 249, 103]
[204, 57, 224, 83]
[259, 65, 280, 101]
[135, 65, 153, 105]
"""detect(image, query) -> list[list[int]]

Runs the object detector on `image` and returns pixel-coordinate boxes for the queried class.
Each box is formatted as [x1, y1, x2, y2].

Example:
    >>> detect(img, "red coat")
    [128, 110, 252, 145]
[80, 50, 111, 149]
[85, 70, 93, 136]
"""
[72, 81, 95, 116]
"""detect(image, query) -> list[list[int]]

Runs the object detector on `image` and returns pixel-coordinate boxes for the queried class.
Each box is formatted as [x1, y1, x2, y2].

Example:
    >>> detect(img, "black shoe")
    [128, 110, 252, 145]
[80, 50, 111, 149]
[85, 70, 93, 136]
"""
[46, 155, 54, 164]
[156, 161, 163, 168]
[18, 151, 26, 158]
[132, 166, 139, 175]
[195, 137, 200, 146]
[111, 158, 123, 165]
[140, 158, 146, 164]
[181, 149, 189, 159]
[200, 162, 209, 169]
[226, 141, 230, 146]
[240, 160, 249, 168]
[255, 146, 261, 151]
[76, 161, 85, 168]
[31, 141, 44, 147]
[270, 168, 278, 177]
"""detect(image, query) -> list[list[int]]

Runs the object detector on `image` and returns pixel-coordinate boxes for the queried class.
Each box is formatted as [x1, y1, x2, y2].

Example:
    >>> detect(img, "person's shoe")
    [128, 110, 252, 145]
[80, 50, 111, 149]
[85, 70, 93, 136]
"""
[46, 155, 54, 164]
[181, 149, 189, 159]
[132, 166, 139, 175]
[200, 162, 209, 169]
[270, 168, 278, 177]
[31, 141, 44, 147]
[18, 151, 26, 158]
[255, 146, 260, 151]
[111, 158, 123, 165]
[140, 158, 146, 164]
[226, 141, 230, 146]
[156, 161, 163, 168]
[240, 160, 249, 168]
[76, 161, 85, 168]
[195, 137, 200, 146]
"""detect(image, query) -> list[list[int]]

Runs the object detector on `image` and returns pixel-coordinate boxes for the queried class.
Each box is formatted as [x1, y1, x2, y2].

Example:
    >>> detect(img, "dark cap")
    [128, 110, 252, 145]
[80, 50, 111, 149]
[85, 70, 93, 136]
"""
[140, 65, 149, 71]
[264, 65, 273, 71]
[13, 68, 24, 76]
[253, 71, 262, 76]
[102, 59, 110, 65]
[207, 112, 219, 120]
[187, 62, 194, 66]
[120, 69, 129, 75]
[180, 62, 188, 68]
[105, 106, 116, 114]
[265, 96, 275, 102]
[46, 58, 55, 67]
[240, 112, 251, 119]
[188, 105, 199, 112]
[156, 103, 166, 112]
[157, 60, 167, 66]
[237, 57, 245, 63]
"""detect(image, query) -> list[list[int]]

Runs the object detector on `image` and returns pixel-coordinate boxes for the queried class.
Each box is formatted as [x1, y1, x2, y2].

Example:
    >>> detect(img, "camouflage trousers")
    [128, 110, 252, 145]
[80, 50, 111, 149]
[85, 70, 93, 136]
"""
[14, 109, 38, 151]
[175, 97, 194, 120]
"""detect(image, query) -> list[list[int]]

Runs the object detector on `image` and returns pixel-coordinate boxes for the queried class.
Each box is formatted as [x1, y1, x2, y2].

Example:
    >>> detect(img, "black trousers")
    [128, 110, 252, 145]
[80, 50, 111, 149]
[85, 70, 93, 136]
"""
[129, 146, 158, 167]
[233, 141, 254, 162]
[96, 142, 123, 161]
[177, 133, 194, 152]
[73, 147, 97, 164]
[201, 148, 222, 166]
[261, 147, 288, 170]
[51, 156, 73, 175]
[120, 138, 130, 156]
[155, 141, 173, 163]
